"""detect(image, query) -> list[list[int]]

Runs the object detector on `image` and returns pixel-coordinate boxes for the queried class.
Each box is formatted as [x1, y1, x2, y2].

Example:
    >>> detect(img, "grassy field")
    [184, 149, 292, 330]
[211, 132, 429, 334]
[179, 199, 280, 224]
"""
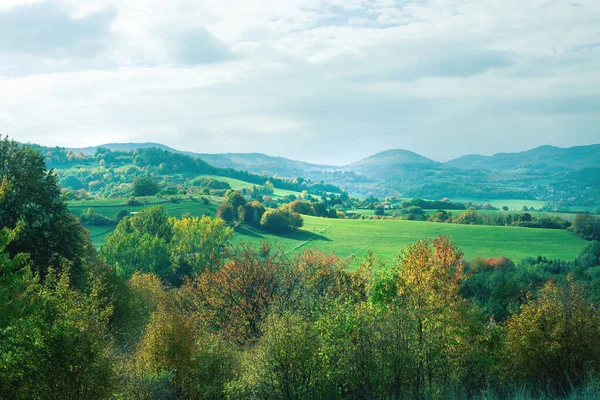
[231, 216, 587, 267]
[446, 197, 548, 211]
[196, 175, 302, 198]
[70, 195, 219, 219]
[72, 197, 588, 265]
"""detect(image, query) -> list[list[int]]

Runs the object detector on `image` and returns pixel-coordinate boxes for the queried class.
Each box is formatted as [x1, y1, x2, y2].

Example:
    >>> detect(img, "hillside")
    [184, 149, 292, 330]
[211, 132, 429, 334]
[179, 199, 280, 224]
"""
[344, 149, 441, 180]
[64, 142, 600, 206]
[67, 142, 176, 155]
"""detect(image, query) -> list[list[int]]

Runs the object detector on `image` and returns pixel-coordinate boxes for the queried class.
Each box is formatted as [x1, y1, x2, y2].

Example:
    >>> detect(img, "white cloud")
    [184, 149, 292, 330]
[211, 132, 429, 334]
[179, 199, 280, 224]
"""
[0, 0, 599, 164]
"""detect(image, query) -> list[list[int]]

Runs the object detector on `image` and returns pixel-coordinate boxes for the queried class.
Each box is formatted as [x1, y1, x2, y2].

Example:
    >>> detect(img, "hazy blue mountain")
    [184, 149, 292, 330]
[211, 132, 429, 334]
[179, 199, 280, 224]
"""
[194, 152, 336, 178]
[445, 144, 600, 173]
[345, 149, 441, 180]
[68, 142, 176, 155]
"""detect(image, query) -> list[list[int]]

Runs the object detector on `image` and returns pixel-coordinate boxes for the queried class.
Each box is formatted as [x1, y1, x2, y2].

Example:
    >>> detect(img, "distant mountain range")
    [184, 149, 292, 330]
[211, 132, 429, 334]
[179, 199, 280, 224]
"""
[67, 142, 600, 205]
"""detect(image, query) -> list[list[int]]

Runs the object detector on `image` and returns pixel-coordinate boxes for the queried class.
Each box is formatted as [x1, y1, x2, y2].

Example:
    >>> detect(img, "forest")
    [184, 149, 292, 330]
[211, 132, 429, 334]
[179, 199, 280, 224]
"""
[2, 137, 600, 399]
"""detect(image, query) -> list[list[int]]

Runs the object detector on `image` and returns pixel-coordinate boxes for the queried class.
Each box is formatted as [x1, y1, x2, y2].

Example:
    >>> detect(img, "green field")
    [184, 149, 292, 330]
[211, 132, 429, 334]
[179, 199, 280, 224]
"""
[447, 197, 548, 211]
[196, 175, 302, 198]
[232, 215, 587, 266]
[71, 197, 588, 265]
[70, 195, 219, 219]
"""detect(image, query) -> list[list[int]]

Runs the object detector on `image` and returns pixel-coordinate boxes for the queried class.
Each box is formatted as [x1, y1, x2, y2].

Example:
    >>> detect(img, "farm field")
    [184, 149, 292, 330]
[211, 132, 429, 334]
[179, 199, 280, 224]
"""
[72, 197, 589, 265]
[232, 215, 588, 266]
[446, 197, 548, 211]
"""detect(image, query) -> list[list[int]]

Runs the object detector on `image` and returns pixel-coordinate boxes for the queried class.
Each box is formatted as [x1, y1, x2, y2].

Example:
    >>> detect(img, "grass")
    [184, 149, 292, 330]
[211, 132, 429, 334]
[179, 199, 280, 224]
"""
[195, 175, 302, 198]
[70, 195, 219, 220]
[232, 216, 587, 267]
[448, 197, 548, 211]
[72, 197, 588, 265]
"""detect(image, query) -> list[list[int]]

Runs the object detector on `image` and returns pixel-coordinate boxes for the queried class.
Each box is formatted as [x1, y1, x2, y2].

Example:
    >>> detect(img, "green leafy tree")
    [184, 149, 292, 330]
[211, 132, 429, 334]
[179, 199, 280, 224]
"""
[170, 215, 234, 275]
[577, 241, 600, 269]
[225, 190, 247, 210]
[102, 207, 172, 281]
[0, 230, 115, 399]
[571, 214, 600, 241]
[132, 176, 160, 196]
[232, 312, 320, 400]
[0, 136, 86, 280]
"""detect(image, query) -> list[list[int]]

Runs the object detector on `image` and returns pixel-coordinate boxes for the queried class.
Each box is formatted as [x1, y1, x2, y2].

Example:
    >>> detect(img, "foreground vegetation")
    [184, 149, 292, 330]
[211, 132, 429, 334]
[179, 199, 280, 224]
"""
[3, 137, 600, 399]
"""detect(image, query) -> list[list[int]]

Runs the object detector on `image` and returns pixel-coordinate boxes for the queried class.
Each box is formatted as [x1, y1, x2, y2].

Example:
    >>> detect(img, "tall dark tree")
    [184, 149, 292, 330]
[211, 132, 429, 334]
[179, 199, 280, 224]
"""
[0, 136, 86, 280]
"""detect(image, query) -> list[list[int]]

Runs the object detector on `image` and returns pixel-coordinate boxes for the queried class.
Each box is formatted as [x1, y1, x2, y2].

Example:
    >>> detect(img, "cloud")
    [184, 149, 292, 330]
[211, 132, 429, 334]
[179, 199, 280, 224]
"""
[0, 1, 114, 55]
[171, 28, 234, 65]
[0, 0, 599, 165]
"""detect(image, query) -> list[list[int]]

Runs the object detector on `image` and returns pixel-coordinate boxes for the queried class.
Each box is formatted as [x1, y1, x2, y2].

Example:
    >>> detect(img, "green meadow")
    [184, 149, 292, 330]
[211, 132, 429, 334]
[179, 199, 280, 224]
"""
[195, 175, 302, 198]
[71, 197, 588, 264]
[232, 215, 587, 266]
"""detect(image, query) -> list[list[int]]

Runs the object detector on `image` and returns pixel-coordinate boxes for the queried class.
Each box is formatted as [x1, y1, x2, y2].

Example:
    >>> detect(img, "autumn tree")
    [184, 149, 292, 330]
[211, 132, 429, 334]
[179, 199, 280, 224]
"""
[238, 200, 266, 226]
[183, 243, 304, 344]
[390, 236, 471, 397]
[504, 275, 600, 394]
[217, 203, 235, 224]
[281, 200, 316, 216]
[260, 208, 303, 232]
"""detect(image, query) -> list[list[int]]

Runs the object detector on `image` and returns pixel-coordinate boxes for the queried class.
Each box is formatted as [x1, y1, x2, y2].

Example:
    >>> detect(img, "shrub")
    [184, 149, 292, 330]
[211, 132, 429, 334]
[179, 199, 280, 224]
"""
[260, 209, 303, 232]
[217, 203, 235, 224]
[132, 176, 160, 197]
[572, 214, 600, 241]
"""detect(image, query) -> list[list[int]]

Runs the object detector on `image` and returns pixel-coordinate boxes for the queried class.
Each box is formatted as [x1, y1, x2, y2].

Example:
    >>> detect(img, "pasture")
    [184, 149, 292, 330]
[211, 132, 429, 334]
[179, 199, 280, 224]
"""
[70, 197, 589, 265]
[232, 215, 587, 266]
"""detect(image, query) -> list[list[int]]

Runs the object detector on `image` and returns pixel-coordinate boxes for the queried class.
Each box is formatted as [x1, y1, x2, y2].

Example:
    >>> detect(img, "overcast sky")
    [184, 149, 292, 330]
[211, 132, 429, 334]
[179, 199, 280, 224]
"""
[0, 0, 599, 164]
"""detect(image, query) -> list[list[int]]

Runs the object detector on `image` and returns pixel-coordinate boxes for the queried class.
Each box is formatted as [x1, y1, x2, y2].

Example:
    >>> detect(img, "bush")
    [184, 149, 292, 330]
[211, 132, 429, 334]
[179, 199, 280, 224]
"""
[217, 203, 235, 224]
[132, 176, 160, 197]
[572, 214, 600, 241]
[282, 200, 315, 216]
[127, 197, 141, 206]
[79, 208, 115, 226]
[260, 209, 303, 232]
[239, 201, 266, 226]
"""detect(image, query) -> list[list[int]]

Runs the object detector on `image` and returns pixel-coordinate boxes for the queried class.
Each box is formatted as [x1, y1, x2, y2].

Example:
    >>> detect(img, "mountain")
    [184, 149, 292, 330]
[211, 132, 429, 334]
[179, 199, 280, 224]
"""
[345, 149, 441, 180]
[192, 153, 335, 178]
[445, 145, 600, 173]
[64, 142, 600, 205]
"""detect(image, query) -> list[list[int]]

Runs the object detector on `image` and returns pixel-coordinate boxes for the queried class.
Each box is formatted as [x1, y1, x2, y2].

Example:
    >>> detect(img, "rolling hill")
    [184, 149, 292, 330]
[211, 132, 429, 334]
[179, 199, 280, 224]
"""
[65, 142, 600, 206]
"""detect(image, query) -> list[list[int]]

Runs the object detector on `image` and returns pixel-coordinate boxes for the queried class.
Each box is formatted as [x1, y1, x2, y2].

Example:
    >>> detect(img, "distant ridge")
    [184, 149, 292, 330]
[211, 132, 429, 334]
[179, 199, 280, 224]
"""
[445, 144, 600, 172]
[69, 142, 600, 175]
[46, 140, 600, 202]
[68, 142, 176, 155]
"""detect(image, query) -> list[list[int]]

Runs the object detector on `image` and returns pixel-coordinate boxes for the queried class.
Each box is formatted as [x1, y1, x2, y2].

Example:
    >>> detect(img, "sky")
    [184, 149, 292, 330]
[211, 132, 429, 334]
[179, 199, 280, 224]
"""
[0, 0, 599, 165]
